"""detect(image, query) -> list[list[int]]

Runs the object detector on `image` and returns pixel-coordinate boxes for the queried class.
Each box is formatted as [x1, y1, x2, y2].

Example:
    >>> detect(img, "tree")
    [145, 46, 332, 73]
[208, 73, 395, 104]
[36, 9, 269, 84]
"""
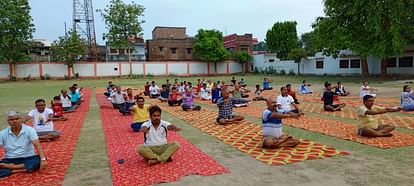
[99, 0, 145, 77]
[298, 31, 322, 56]
[253, 41, 268, 51]
[193, 29, 229, 74]
[51, 30, 86, 78]
[288, 48, 307, 75]
[265, 21, 298, 59]
[314, 0, 414, 77]
[0, 0, 35, 77]
[233, 51, 253, 74]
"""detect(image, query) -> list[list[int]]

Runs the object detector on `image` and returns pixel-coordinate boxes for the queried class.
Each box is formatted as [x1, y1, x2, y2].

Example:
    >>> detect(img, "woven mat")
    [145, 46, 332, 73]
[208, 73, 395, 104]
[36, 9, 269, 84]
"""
[233, 104, 414, 149]
[95, 91, 228, 186]
[0, 89, 92, 186]
[148, 99, 349, 165]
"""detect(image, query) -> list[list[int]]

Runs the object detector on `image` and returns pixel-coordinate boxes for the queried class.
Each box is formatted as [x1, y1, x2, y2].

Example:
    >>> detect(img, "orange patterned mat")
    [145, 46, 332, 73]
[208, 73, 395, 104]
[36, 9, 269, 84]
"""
[232, 104, 414, 149]
[148, 99, 349, 165]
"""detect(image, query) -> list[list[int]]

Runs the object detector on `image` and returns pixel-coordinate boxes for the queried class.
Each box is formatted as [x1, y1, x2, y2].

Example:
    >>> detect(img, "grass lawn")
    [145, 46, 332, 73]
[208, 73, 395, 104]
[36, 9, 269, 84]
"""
[0, 74, 413, 186]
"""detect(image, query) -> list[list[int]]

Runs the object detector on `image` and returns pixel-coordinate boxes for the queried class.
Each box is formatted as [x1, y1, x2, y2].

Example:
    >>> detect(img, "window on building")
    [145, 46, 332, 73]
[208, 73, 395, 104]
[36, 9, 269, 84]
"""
[350, 59, 361, 68]
[186, 48, 193, 54]
[119, 49, 125, 55]
[340, 59, 349, 68]
[110, 49, 117, 53]
[399, 56, 413, 67]
[171, 48, 177, 54]
[268, 59, 275, 62]
[159, 47, 164, 52]
[316, 61, 324, 69]
[386, 57, 397, 68]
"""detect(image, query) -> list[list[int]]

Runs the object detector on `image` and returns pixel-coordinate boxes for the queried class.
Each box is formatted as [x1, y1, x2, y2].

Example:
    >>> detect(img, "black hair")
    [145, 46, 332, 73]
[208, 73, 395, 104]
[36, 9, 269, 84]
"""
[363, 95, 374, 101]
[303, 80, 306, 83]
[151, 81, 155, 84]
[35, 99, 45, 105]
[325, 83, 331, 88]
[256, 84, 260, 88]
[337, 81, 342, 84]
[136, 96, 145, 102]
[73, 84, 78, 86]
[162, 84, 167, 88]
[149, 105, 162, 115]
[172, 87, 177, 90]
[280, 86, 287, 91]
[53, 96, 60, 100]
[286, 84, 291, 87]
[403, 85, 409, 92]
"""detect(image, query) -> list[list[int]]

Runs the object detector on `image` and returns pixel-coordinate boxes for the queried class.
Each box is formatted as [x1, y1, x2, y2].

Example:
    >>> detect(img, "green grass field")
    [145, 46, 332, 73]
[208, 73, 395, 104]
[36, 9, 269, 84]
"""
[1, 74, 413, 186]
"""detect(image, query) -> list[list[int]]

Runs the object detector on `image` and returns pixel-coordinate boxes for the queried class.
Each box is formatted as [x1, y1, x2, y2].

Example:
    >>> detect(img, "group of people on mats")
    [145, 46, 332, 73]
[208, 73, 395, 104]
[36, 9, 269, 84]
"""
[0, 84, 84, 177]
[97, 77, 414, 167]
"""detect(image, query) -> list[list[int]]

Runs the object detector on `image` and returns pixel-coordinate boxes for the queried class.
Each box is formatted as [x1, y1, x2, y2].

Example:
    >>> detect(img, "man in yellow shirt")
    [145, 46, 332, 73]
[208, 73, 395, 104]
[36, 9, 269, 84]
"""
[357, 95, 401, 137]
[130, 97, 150, 132]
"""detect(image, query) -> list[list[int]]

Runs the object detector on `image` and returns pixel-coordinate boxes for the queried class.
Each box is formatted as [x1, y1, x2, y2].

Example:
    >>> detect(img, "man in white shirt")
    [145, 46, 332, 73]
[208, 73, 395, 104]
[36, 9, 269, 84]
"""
[0, 111, 48, 178]
[60, 89, 77, 112]
[276, 86, 301, 114]
[25, 99, 61, 141]
[111, 86, 127, 109]
[137, 106, 181, 166]
[200, 83, 212, 100]
[149, 81, 160, 99]
[359, 81, 377, 98]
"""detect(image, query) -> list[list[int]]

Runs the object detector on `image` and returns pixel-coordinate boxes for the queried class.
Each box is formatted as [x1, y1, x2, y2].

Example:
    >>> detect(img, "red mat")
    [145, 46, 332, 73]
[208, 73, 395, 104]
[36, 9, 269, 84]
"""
[0, 89, 92, 186]
[95, 91, 228, 186]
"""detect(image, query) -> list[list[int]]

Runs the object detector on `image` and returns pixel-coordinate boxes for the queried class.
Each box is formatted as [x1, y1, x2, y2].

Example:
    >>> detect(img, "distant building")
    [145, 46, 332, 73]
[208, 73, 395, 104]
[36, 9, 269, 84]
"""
[29, 39, 51, 62]
[146, 26, 195, 61]
[223, 34, 257, 55]
[106, 36, 146, 61]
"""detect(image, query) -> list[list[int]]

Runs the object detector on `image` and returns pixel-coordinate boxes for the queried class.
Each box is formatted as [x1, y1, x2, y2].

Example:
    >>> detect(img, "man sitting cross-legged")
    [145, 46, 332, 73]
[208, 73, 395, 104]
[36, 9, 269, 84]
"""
[137, 106, 181, 166]
[60, 89, 77, 112]
[216, 89, 248, 125]
[111, 86, 126, 109]
[25, 99, 61, 141]
[129, 96, 150, 132]
[323, 83, 346, 112]
[277, 86, 302, 114]
[357, 95, 401, 137]
[262, 98, 301, 148]
[0, 111, 48, 178]
[168, 87, 183, 106]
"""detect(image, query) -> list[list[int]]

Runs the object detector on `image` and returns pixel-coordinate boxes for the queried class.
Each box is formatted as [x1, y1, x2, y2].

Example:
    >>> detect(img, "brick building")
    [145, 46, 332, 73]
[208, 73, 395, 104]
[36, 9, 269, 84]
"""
[223, 33, 257, 55]
[146, 27, 195, 61]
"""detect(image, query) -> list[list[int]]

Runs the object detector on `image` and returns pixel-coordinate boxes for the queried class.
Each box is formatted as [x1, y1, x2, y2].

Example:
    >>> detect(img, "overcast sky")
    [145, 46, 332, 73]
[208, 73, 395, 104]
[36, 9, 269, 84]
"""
[29, 0, 325, 45]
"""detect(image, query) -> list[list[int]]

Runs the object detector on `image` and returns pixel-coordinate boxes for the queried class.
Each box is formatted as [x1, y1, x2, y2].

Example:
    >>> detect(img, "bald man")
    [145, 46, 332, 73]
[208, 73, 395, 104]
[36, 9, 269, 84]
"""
[262, 98, 301, 148]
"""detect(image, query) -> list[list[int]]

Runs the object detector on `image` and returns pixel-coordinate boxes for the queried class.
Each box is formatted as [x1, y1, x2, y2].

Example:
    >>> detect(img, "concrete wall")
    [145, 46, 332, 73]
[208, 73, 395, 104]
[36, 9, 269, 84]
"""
[0, 61, 243, 79]
[253, 53, 414, 76]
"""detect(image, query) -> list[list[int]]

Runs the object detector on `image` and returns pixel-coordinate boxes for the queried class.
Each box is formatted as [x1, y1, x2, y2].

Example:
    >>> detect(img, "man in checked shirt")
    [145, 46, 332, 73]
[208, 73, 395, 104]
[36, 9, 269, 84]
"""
[216, 89, 249, 125]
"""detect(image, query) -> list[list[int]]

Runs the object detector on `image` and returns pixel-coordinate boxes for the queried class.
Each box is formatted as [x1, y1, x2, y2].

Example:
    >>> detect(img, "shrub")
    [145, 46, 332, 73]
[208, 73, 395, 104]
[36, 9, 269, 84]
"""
[8, 75, 17, 81]
[75, 73, 79, 79]
[288, 69, 296, 76]
[279, 69, 286, 75]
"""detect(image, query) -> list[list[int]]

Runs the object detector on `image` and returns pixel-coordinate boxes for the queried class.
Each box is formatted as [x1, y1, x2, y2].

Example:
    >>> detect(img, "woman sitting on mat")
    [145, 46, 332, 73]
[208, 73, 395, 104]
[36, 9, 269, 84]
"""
[300, 80, 313, 94]
[130, 96, 150, 132]
[401, 85, 414, 111]
[357, 95, 401, 137]
[262, 98, 301, 149]
[137, 106, 181, 166]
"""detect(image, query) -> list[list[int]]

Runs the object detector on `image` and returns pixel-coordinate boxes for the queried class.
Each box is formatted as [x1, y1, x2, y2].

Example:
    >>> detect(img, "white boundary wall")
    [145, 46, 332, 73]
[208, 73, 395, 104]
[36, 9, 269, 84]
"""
[0, 61, 243, 79]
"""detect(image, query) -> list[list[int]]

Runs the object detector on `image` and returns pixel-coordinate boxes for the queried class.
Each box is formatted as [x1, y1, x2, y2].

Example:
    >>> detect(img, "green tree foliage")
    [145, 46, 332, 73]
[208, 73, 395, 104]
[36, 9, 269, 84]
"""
[314, 0, 414, 77]
[298, 31, 321, 56]
[51, 30, 86, 77]
[0, 0, 35, 76]
[193, 29, 229, 74]
[98, 0, 145, 76]
[287, 48, 307, 75]
[265, 21, 298, 59]
[253, 41, 267, 51]
[233, 51, 253, 74]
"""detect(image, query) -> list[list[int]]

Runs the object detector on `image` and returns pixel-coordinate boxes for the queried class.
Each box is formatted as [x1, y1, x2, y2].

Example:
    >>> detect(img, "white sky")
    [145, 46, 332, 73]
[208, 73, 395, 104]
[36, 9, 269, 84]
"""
[29, 0, 325, 45]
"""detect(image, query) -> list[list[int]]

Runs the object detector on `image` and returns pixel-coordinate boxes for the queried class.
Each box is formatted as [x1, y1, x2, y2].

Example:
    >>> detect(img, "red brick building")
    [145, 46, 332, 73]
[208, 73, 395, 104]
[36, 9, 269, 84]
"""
[223, 33, 257, 55]
[146, 27, 195, 61]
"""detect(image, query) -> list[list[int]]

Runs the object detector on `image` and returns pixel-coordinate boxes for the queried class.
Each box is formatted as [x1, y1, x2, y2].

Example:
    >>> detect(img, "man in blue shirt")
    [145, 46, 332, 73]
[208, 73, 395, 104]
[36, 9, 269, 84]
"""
[0, 111, 48, 178]
[262, 98, 301, 148]
[263, 78, 273, 90]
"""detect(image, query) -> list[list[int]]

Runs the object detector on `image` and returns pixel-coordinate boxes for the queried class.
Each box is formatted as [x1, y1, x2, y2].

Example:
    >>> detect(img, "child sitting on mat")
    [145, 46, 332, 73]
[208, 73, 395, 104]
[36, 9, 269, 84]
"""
[211, 83, 221, 104]
[137, 106, 181, 166]
[262, 98, 301, 148]
[168, 87, 183, 106]
[253, 84, 266, 101]
[51, 96, 68, 121]
[182, 89, 201, 111]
